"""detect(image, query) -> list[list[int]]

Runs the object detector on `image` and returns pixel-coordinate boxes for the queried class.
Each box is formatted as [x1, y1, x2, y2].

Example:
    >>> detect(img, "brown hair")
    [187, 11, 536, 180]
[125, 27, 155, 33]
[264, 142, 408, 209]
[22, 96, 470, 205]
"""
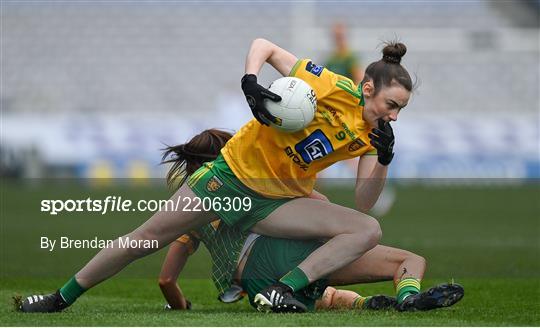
[161, 129, 233, 189]
[361, 41, 413, 95]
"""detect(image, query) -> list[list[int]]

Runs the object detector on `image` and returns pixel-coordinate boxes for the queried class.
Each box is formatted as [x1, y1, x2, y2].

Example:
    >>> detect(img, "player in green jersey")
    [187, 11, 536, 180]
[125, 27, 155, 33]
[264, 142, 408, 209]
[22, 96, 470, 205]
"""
[159, 222, 465, 313]
[157, 129, 463, 312]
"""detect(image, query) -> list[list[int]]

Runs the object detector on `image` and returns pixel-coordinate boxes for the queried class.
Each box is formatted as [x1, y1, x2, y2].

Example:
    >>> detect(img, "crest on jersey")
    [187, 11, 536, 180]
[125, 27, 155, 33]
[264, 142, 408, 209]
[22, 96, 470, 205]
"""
[305, 61, 324, 77]
[206, 176, 223, 192]
[295, 129, 334, 164]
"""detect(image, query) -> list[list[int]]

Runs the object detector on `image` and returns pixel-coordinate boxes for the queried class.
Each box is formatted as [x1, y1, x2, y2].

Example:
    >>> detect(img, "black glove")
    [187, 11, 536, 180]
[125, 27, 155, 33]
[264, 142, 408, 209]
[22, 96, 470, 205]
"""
[241, 74, 282, 126]
[368, 119, 395, 166]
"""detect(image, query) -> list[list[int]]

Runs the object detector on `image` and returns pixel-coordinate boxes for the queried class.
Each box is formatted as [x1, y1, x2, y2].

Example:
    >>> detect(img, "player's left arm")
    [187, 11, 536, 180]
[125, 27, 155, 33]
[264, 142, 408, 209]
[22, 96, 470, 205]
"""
[354, 154, 388, 212]
[158, 240, 195, 310]
[355, 120, 395, 212]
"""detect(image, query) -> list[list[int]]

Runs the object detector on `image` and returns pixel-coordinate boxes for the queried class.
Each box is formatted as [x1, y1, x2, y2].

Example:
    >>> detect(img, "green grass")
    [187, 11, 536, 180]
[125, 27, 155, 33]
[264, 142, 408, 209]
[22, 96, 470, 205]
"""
[1, 278, 539, 326]
[1, 181, 539, 326]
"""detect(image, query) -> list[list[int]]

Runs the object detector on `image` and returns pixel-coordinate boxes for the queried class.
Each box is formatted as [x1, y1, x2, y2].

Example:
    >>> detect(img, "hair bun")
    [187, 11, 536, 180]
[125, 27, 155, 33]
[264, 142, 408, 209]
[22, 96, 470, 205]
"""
[382, 42, 407, 64]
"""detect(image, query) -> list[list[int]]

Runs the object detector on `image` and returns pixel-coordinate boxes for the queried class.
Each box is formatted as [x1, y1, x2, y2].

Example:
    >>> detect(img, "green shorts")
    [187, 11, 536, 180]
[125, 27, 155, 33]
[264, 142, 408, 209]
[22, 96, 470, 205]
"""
[240, 236, 328, 311]
[187, 154, 292, 231]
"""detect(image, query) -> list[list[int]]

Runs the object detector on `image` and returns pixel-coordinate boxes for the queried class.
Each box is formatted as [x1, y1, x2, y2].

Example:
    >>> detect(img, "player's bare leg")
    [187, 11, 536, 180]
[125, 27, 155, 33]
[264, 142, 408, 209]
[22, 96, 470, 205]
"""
[75, 184, 214, 288]
[326, 245, 463, 311]
[312, 245, 424, 311]
[19, 184, 216, 312]
[316, 287, 395, 311]
[253, 198, 382, 281]
[327, 245, 426, 286]
[251, 197, 381, 312]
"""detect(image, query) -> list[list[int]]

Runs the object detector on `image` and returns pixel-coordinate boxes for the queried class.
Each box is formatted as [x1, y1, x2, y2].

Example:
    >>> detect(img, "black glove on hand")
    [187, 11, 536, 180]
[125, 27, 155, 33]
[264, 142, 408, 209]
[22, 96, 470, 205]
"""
[241, 74, 282, 126]
[368, 119, 395, 166]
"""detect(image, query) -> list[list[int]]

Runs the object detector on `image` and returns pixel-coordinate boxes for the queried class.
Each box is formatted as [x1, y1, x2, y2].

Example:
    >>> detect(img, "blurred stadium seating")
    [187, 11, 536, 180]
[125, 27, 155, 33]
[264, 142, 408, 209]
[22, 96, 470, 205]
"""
[1, 1, 538, 180]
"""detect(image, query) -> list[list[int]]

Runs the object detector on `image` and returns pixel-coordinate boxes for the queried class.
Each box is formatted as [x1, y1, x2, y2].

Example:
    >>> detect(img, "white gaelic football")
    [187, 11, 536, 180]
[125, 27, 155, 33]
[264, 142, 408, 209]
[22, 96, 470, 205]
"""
[264, 77, 317, 133]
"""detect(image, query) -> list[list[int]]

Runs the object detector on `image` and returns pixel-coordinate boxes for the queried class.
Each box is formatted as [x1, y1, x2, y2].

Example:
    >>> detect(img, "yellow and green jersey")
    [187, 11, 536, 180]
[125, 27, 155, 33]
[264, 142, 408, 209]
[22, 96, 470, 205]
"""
[221, 58, 376, 198]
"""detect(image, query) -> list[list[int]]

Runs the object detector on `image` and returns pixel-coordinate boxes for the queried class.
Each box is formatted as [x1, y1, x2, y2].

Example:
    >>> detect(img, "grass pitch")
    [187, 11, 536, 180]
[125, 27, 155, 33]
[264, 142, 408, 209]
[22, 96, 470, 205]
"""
[1, 181, 539, 326]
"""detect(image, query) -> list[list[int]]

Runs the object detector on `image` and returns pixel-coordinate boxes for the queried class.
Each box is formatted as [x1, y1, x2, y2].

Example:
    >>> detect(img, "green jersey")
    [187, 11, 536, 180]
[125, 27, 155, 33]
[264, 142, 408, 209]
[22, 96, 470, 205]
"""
[176, 220, 249, 294]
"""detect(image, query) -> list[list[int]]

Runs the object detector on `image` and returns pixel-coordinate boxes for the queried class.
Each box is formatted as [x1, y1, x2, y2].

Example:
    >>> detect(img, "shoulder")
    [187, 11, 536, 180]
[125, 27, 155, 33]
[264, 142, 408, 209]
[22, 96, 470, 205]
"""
[291, 59, 334, 79]
[290, 59, 338, 98]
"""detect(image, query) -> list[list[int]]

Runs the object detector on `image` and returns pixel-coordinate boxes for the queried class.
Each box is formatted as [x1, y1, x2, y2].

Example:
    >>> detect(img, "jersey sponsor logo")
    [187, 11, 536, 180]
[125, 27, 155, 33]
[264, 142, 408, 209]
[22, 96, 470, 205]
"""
[295, 129, 334, 164]
[348, 138, 366, 152]
[206, 176, 223, 192]
[305, 61, 324, 77]
[285, 146, 309, 171]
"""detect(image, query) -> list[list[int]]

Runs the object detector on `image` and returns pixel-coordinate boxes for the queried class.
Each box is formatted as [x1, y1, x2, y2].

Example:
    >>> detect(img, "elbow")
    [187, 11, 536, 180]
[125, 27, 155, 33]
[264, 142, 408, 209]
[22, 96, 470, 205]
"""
[253, 37, 266, 43]
[354, 187, 377, 213]
[252, 38, 270, 47]
[251, 38, 277, 54]
[158, 276, 175, 288]
[356, 202, 373, 213]
[355, 193, 375, 213]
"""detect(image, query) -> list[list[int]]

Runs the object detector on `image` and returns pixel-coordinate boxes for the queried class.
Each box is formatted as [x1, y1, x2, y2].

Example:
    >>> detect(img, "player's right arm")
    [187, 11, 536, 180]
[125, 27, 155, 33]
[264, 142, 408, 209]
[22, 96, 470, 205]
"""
[241, 39, 297, 125]
[158, 235, 199, 310]
[245, 38, 298, 76]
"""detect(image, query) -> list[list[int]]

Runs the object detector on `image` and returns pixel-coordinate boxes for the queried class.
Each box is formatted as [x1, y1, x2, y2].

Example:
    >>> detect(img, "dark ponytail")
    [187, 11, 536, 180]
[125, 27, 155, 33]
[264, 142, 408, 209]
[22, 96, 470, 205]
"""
[361, 41, 413, 94]
[161, 129, 233, 190]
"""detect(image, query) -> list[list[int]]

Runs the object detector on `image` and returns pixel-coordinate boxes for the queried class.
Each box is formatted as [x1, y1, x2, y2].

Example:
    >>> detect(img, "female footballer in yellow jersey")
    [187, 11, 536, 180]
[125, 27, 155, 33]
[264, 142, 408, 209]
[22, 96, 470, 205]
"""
[20, 38, 420, 313]
[157, 129, 463, 313]
[214, 38, 411, 311]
